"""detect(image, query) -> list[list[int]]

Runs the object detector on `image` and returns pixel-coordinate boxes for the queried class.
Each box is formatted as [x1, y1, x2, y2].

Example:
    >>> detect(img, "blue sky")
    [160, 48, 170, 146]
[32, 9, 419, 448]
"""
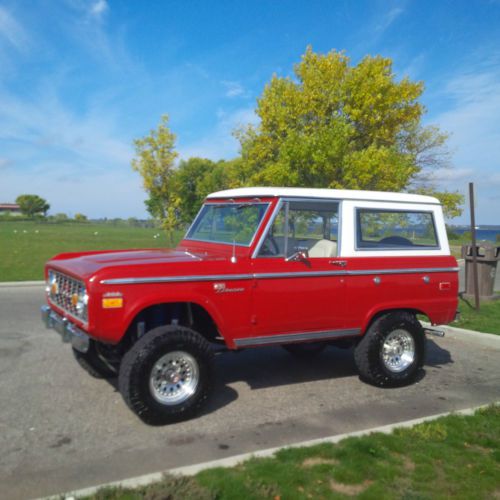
[1, 0, 499, 223]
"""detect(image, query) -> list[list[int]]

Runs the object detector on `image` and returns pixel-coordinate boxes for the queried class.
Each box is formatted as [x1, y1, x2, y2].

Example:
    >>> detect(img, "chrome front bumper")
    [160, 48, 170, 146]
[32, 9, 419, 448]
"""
[41, 305, 90, 353]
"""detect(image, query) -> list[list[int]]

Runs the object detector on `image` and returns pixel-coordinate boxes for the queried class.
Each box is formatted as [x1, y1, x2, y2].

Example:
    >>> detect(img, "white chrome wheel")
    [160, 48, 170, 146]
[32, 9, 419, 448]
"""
[381, 329, 415, 373]
[149, 351, 199, 405]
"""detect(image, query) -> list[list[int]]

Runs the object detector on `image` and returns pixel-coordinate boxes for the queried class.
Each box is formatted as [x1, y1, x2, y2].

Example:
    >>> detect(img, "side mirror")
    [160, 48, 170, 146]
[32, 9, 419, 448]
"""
[285, 249, 309, 262]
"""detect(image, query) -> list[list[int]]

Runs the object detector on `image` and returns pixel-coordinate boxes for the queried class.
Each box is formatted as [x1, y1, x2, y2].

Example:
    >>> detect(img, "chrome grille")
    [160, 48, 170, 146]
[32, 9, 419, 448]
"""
[48, 270, 87, 322]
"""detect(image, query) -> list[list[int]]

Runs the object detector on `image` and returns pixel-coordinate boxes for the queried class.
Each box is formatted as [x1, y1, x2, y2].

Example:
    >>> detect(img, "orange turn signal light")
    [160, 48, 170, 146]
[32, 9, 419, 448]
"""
[102, 297, 123, 309]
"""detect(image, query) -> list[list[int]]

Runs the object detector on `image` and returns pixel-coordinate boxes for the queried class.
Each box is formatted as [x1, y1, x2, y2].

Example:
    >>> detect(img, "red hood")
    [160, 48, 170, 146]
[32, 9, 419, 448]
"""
[46, 247, 226, 281]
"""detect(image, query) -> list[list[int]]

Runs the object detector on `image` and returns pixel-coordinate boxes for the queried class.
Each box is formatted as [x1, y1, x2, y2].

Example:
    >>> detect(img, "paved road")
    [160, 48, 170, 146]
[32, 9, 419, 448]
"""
[1, 286, 499, 499]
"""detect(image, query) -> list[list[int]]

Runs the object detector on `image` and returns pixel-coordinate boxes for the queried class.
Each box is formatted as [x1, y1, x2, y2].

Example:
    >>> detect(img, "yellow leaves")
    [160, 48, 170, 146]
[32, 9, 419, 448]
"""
[131, 115, 178, 224]
[237, 46, 456, 206]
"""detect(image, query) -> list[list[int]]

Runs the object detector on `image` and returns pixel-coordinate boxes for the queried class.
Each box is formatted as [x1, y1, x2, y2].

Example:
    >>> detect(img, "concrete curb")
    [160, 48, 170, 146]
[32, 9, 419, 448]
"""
[41, 402, 498, 500]
[422, 321, 500, 342]
[438, 324, 500, 341]
[0, 280, 44, 287]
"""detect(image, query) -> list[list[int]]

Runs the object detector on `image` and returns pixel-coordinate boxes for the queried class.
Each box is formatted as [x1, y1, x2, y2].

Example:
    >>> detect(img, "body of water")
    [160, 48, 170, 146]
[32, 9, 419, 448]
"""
[453, 227, 500, 242]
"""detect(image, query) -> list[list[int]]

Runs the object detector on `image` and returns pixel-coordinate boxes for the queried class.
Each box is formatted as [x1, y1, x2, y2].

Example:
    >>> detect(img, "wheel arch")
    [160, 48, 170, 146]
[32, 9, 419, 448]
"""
[120, 301, 224, 349]
[361, 307, 427, 337]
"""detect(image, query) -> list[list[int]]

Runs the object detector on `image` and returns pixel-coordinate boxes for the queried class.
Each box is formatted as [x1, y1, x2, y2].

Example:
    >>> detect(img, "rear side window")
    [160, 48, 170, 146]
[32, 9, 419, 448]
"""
[356, 209, 439, 249]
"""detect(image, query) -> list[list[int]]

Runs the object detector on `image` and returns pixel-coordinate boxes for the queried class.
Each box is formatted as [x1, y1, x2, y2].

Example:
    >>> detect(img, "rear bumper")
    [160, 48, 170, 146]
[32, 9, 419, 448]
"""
[41, 305, 89, 353]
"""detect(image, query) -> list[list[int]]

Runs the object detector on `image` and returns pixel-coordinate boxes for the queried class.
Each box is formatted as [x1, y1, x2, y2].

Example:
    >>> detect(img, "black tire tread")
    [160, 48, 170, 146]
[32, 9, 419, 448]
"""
[119, 325, 213, 425]
[354, 311, 425, 387]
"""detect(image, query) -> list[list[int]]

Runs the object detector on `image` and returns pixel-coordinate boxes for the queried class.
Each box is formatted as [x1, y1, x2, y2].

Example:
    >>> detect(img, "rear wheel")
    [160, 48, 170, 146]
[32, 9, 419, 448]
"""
[119, 325, 214, 425]
[354, 311, 425, 387]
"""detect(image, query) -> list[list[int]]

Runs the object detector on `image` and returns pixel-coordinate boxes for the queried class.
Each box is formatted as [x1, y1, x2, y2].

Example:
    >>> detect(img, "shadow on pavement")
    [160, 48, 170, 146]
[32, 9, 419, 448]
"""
[215, 345, 357, 390]
[425, 338, 454, 368]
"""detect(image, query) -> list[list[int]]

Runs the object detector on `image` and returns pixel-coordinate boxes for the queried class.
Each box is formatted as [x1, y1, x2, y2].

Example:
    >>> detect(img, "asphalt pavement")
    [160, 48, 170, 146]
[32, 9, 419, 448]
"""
[0, 285, 499, 499]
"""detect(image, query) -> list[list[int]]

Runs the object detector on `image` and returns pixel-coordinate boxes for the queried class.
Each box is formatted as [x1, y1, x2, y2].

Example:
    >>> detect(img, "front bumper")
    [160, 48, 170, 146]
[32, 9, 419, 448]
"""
[41, 305, 90, 353]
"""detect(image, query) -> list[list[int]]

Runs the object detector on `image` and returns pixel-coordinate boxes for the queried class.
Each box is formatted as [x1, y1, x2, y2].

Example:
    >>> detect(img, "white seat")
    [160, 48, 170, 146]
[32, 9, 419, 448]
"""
[308, 239, 338, 258]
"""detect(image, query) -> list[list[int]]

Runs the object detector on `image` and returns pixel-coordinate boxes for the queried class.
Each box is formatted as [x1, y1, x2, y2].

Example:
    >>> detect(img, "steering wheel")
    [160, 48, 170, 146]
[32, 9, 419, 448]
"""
[379, 236, 413, 246]
[260, 236, 280, 256]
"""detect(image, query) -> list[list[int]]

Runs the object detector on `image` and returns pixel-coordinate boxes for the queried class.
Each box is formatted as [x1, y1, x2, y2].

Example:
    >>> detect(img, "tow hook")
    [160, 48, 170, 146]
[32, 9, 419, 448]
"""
[424, 327, 445, 338]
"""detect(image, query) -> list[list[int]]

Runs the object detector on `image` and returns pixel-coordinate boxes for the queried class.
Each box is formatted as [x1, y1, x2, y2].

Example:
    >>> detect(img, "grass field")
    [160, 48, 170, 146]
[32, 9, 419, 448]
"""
[452, 297, 500, 335]
[88, 405, 500, 500]
[0, 221, 183, 282]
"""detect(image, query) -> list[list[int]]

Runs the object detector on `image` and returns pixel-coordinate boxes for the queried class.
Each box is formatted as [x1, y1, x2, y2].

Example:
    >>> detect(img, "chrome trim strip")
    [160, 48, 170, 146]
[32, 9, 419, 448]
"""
[234, 328, 361, 347]
[100, 267, 459, 285]
[101, 274, 254, 285]
[255, 270, 347, 279]
[346, 267, 460, 276]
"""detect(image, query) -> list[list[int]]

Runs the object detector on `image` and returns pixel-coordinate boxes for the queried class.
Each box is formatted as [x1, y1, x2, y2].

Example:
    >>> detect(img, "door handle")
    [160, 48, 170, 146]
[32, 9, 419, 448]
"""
[329, 260, 347, 267]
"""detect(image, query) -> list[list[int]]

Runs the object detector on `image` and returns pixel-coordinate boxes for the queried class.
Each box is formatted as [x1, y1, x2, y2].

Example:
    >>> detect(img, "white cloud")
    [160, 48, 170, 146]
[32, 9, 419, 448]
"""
[0, 86, 131, 166]
[0, 157, 11, 167]
[221, 80, 246, 98]
[0, 6, 30, 51]
[375, 6, 404, 35]
[429, 66, 500, 223]
[89, 0, 109, 18]
[178, 107, 258, 160]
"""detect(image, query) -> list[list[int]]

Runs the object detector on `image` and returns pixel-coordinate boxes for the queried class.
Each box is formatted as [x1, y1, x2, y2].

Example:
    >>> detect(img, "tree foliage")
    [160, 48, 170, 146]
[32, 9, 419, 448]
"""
[237, 47, 462, 216]
[172, 157, 239, 224]
[15, 194, 50, 218]
[131, 115, 179, 233]
[74, 213, 88, 222]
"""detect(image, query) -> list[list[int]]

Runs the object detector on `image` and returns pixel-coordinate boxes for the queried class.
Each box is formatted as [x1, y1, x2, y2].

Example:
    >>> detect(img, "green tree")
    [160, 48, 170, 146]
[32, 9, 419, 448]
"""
[131, 115, 179, 235]
[173, 158, 237, 223]
[15, 194, 50, 218]
[237, 47, 463, 217]
[74, 213, 88, 222]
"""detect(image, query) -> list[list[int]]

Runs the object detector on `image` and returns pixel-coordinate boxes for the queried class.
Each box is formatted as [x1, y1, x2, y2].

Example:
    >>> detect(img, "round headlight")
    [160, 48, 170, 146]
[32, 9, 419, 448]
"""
[47, 271, 58, 296]
[74, 291, 88, 315]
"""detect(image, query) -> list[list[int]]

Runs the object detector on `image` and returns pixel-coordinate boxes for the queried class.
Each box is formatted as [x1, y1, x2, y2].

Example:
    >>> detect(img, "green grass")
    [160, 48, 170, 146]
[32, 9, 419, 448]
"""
[0, 221, 183, 281]
[87, 405, 500, 500]
[452, 297, 500, 335]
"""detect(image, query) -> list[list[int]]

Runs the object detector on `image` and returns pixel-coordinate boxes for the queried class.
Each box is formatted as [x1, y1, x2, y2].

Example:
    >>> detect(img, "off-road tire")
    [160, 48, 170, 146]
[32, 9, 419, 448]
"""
[73, 340, 117, 379]
[283, 342, 326, 359]
[354, 311, 425, 387]
[119, 325, 214, 425]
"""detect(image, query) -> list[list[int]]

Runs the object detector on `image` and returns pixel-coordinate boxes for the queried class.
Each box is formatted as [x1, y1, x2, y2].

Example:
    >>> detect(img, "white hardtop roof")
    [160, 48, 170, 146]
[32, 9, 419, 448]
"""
[207, 187, 440, 205]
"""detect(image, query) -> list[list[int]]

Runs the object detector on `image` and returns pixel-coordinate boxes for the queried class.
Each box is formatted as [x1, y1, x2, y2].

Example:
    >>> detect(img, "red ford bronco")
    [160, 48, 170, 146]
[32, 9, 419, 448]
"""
[41, 188, 458, 424]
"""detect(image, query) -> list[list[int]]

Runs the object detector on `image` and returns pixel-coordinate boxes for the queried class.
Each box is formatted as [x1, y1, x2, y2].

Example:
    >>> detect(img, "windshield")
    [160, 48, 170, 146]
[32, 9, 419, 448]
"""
[186, 202, 270, 246]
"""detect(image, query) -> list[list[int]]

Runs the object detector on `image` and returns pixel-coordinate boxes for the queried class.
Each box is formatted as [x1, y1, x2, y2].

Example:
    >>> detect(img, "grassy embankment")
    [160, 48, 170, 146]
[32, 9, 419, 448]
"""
[87, 405, 499, 500]
[0, 221, 183, 282]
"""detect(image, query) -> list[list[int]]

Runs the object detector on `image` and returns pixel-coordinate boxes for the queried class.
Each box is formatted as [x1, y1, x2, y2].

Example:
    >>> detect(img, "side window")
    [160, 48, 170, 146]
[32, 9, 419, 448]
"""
[258, 201, 339, 258]
[356, 209, 438, 249]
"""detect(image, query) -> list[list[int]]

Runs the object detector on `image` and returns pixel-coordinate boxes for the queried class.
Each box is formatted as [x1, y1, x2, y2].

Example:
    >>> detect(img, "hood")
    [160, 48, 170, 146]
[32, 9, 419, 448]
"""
[47, 247, 223, 280]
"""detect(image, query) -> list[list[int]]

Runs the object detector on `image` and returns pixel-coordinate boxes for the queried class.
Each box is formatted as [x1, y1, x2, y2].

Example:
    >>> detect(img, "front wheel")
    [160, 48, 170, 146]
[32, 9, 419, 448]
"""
[354, 311, 425, 387]
[119, 325, 214, 425]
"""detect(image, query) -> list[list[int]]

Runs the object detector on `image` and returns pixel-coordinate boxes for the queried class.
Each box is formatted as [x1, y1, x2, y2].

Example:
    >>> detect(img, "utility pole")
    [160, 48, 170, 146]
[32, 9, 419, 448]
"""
[469, 182, 480, 311]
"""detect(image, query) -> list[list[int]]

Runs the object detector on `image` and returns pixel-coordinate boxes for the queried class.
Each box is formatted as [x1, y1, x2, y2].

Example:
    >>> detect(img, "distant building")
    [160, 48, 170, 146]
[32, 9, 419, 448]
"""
[0, 203, 22, 216]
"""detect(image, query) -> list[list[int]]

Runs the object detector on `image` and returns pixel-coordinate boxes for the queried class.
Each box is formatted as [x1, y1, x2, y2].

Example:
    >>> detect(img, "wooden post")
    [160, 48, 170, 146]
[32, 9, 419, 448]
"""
[469, 182, 480, 311]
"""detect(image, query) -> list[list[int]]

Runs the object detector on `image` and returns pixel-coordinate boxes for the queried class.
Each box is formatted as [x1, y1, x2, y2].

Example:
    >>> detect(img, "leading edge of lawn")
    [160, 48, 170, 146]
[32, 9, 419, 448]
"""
[88, 404, 500, 500]
[451, 296, 500, 335]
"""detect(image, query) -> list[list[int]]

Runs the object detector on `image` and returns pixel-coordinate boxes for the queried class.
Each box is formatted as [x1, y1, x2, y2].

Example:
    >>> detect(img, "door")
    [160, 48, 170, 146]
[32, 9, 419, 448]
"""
[247, 199, 349, 343]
